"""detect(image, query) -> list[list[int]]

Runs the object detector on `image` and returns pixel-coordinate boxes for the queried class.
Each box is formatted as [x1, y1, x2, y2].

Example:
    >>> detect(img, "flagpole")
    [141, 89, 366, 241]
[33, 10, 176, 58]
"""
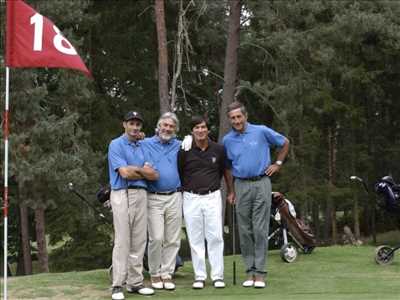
[3, 66, 10, 300]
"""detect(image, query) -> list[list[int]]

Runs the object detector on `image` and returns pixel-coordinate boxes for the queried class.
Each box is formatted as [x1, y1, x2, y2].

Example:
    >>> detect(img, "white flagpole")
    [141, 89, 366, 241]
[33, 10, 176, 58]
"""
[3, 66, 10, 300]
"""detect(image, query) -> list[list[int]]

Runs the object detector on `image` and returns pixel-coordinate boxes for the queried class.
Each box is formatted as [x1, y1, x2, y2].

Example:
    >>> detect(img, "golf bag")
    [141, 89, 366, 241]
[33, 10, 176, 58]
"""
[373, 176, 400, 265]
[375, 176, 400, 214]
[269, 192, 316, 262]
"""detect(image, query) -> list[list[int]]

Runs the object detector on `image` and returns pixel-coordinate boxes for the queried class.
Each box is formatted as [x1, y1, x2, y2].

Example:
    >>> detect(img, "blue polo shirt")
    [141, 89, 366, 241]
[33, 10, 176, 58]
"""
[141, 136, 181, 192]
[223, 123, 286, 178]
[108, 134, 148, 190]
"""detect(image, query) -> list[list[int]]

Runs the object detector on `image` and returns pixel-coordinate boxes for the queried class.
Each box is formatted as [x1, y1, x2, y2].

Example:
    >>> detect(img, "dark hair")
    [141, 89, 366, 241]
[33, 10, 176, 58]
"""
[190, 115, 208, 130]
[227, 101, 247, 116]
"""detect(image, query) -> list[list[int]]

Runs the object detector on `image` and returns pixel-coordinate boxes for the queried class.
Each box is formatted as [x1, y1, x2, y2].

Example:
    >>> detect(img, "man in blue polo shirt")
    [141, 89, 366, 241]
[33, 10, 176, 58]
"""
[223, 101, 289, 289]
[108, 111, 159, 300]
[141, 112, 182, 291]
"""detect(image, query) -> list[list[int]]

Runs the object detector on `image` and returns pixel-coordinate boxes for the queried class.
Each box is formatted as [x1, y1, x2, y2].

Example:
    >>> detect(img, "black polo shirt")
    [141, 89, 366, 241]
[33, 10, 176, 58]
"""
[178, 139, 226, 194]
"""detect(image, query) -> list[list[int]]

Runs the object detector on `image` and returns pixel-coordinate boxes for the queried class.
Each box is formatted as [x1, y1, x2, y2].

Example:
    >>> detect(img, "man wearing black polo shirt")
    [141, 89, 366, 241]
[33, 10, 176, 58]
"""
[178, 116, 234, 289]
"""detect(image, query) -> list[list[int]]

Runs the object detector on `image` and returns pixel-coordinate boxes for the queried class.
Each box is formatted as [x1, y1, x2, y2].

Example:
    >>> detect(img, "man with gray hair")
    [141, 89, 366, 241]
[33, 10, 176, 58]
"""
[223, 101, 289, 288]
[141, 112, 182, 290]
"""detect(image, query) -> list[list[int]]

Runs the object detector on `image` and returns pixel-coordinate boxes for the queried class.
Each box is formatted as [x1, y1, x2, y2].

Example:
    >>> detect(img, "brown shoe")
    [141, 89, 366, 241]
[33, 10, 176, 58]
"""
[151, 276, 163, 289]
[163, 278, 176, 290]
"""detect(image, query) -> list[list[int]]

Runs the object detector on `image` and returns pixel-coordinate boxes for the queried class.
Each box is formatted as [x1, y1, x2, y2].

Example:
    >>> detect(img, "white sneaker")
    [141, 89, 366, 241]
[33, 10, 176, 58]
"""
[163, 281, 176, 290]
[242, 279, 254, 287]
[213, 280, 225, 288]
[151, 281, 163, 290]
[126, 285, 155, 295]
[192, 280, 205, 289]
[151, 277, 163, 289]
[137, 287, 155, 295]
[254, 280, 266, 288]
[111, 287, 125, 300]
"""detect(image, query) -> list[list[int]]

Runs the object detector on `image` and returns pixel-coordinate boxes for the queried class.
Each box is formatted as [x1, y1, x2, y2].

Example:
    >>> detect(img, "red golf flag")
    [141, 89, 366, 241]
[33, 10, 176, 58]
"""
[5, 0, 91, 77]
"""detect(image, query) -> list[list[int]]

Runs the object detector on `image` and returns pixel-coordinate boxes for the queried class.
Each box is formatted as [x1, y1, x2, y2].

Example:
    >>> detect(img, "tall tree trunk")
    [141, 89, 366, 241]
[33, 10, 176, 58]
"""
[349, 80, 361, 239]
[35, 207, 49, 273]
[218, 0, 241, 141]
[324, 197, 332, 242]
[170, 0, 192, 110]
[155, 0, 170, 113]
[353, 197, 360, 238]
[327, 125, 338, 244]
[19, 204, 32, 275]
[218, 0, 241, 255]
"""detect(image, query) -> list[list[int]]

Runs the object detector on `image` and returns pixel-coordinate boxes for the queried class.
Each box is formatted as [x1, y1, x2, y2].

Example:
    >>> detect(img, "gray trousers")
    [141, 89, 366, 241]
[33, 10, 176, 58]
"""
[111, 189, 147, 288]
[235, 176, 271, 277]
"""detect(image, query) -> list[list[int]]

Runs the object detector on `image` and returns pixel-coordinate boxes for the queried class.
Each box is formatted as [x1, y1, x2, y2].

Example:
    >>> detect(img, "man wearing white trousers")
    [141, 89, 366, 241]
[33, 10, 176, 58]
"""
[142, 112, 182, 291]
[178, 115, 234, 289]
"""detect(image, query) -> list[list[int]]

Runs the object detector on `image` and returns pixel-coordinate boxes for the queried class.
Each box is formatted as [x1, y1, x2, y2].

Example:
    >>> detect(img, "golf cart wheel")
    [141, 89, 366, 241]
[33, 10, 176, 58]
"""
[280, 243, 298, 263]
[375, 245, 394, 265]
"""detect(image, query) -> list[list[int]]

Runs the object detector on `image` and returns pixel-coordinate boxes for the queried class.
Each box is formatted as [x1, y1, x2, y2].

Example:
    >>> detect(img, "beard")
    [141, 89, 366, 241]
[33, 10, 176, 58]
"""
[159, 132, 175, 142]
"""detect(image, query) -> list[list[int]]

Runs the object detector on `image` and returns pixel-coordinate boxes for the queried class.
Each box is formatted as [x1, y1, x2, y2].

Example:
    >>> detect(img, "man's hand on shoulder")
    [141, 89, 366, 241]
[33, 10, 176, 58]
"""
[181, 135, 193, 151]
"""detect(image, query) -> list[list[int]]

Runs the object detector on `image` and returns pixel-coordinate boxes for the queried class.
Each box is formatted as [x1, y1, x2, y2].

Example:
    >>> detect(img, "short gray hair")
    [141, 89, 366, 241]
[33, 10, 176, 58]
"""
[227, 101, 247, 116]
[156, 112, 180, 132]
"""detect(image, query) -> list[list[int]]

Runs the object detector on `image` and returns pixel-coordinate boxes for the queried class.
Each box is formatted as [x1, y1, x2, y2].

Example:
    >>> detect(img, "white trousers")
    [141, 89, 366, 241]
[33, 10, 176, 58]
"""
[183, 190, 224, 281]
[147, 192, 182, 279]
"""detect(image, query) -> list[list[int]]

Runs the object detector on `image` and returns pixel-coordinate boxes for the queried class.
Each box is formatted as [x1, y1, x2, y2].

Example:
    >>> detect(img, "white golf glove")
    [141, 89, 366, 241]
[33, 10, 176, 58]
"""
[181, 135, 193, 151]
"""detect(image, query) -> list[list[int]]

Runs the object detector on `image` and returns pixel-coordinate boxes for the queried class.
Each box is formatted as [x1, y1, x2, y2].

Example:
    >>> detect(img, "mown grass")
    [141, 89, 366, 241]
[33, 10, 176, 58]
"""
[3, 245, 400, 300]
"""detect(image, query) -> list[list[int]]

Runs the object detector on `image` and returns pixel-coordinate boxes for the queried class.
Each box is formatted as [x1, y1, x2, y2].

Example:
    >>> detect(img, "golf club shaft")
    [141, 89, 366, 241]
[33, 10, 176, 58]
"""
[232, 204, 236, 285]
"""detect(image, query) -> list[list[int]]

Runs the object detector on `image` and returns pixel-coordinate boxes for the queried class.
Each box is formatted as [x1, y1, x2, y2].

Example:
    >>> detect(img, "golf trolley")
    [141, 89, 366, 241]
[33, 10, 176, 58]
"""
[269, 193, 316, 263]
[350, 175, 400, 265]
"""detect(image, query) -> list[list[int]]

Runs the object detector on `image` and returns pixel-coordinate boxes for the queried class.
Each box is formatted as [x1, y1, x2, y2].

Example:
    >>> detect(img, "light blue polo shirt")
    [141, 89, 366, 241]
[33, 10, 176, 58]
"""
[108, 134, 148, 190]
[141, 135, 181, 192]
[223, 123, 286, 178]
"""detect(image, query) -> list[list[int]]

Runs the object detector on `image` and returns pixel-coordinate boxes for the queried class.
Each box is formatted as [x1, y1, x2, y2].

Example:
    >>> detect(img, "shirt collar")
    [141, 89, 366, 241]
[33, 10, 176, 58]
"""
[122, 134, 139, 146]
[154, 135, 173, 145]
[193, 138, 210, 151]
[233, 122, 250, 136]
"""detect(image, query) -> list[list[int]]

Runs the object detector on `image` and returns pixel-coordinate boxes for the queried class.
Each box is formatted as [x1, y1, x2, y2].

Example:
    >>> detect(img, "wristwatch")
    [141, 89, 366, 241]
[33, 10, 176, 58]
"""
[275, 160, 283, 166]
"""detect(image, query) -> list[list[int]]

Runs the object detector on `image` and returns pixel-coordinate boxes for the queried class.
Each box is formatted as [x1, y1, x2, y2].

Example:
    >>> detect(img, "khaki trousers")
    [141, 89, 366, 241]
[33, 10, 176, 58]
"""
[111, 189, 147, 288]
[147, 192, 182, 279]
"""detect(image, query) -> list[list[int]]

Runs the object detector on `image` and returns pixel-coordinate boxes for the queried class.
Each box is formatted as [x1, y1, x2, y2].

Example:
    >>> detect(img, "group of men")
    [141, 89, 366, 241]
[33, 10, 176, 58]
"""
[107, 102, 289, 300]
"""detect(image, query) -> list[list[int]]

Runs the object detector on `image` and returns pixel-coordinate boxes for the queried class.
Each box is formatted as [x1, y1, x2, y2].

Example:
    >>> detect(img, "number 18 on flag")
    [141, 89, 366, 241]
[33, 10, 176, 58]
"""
[6, 0, 91, 77]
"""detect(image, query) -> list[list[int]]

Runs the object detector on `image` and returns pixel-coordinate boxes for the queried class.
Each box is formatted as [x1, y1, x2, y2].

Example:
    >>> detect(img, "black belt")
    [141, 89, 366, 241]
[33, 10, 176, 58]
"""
[236, 174, 267, 181]
[185, 189, 218, 195]
[149, 190, 178, 196]
[128, 186, 147, 190]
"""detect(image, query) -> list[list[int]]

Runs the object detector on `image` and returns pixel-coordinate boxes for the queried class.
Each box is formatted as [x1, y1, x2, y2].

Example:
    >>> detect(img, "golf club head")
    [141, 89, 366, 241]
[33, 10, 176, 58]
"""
[67, 182, 75, 191]
[350, 176, 369, 193]
[350, 176, 363, 182]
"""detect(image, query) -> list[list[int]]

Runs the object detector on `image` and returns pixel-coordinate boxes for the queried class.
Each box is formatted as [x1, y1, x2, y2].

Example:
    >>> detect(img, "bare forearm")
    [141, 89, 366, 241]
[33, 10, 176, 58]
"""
[277, 138, 289, 161]
[119, 166, 143, 180]
[223, 169, 235, 194]
[138, 166, 159, 181]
